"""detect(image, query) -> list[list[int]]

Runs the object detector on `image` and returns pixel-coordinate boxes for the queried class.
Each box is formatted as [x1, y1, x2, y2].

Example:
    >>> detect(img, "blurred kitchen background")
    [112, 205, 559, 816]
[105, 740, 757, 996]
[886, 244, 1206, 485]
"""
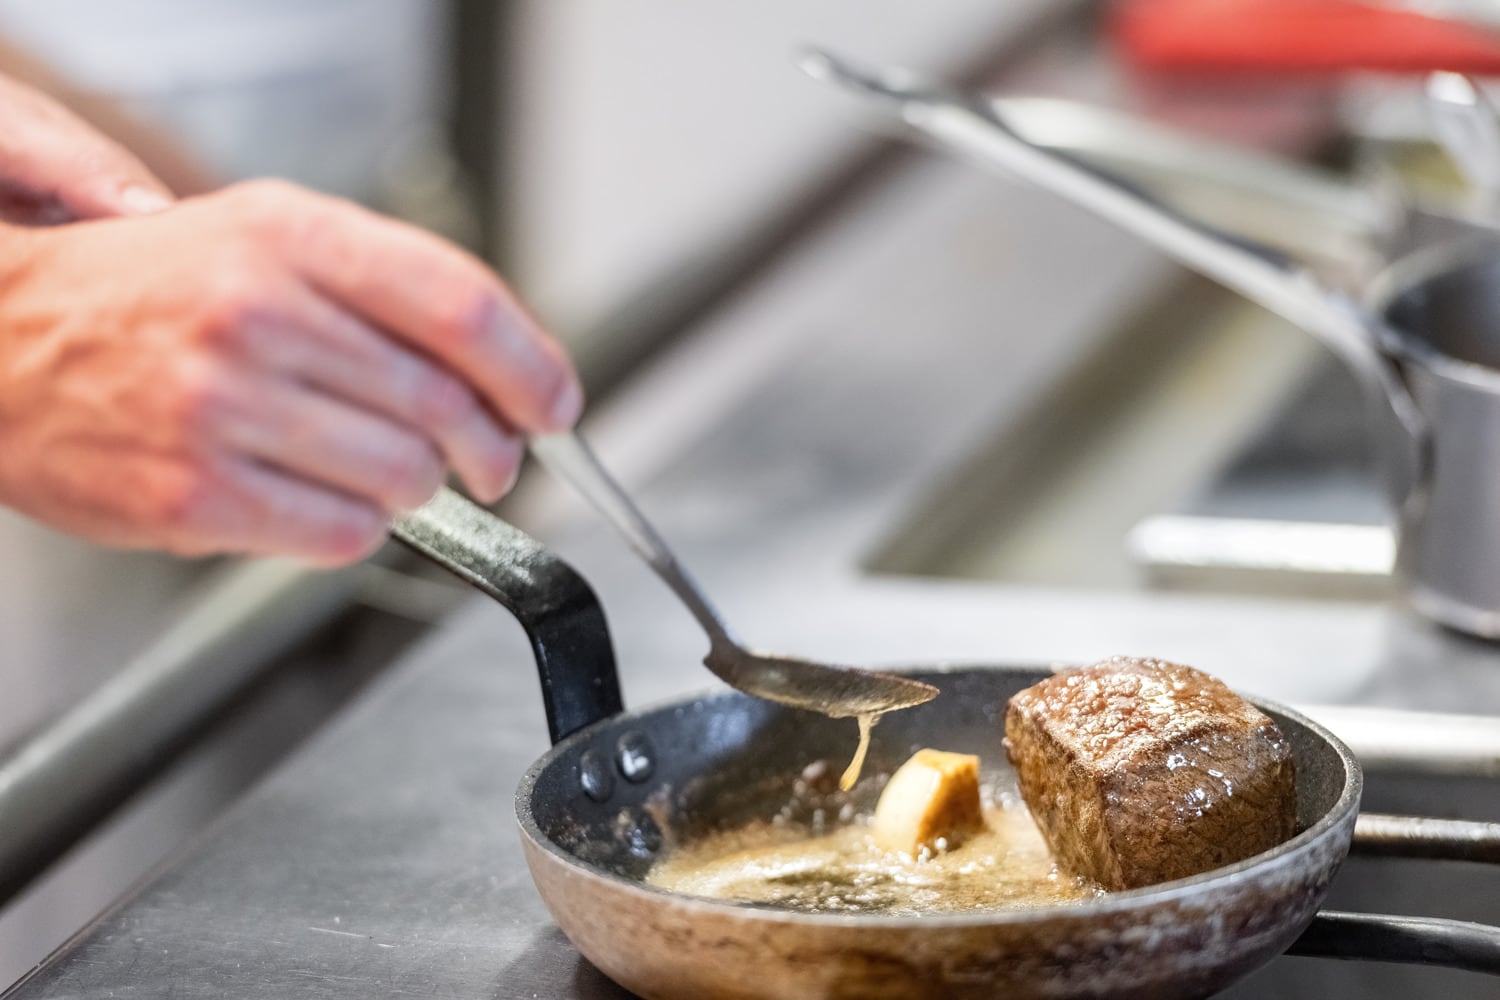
[2, 0, 1499, 993]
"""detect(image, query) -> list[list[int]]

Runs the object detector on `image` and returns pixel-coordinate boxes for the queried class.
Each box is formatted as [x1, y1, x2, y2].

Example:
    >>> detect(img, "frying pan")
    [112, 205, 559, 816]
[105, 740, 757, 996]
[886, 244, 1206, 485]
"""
[393, 490, 1500, 1000]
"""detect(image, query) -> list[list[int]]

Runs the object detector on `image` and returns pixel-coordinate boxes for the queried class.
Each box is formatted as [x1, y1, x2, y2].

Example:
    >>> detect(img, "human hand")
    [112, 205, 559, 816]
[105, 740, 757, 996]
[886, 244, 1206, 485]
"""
[0, 180, 582, 565]
[0, 70, 176, 224]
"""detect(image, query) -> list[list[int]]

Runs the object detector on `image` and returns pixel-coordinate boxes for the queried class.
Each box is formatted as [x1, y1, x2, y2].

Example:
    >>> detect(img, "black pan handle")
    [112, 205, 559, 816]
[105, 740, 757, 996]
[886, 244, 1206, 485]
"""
[1289, 911, 1500, 975]
[1286, 812, 1500, 975]
[391, 487, 624, 744]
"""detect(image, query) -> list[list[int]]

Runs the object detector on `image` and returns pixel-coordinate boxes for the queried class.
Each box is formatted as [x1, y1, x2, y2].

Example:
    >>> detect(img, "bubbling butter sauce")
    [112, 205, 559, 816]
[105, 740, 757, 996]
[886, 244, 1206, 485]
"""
[646, 793, 1103, 915]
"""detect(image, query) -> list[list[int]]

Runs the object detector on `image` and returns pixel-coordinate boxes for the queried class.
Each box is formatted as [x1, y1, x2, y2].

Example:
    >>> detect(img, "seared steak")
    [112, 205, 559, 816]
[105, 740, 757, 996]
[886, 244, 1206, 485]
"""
[1004, 657, 1297, 890]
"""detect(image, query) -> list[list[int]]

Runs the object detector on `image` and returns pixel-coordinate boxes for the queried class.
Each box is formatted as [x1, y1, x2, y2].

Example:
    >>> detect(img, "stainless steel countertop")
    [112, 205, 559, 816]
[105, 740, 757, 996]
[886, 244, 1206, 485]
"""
[9, 144, 1500, 998]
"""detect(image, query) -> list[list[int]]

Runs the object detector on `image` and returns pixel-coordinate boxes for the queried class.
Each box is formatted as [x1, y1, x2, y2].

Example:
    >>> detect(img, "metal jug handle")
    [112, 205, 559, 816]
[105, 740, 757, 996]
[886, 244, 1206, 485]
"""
[803, 48, 1429, 514]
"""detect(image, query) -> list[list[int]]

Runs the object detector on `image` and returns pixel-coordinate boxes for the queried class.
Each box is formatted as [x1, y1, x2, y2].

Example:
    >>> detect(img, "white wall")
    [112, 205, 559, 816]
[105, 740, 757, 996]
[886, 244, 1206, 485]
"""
[507, 0, 1055, 337]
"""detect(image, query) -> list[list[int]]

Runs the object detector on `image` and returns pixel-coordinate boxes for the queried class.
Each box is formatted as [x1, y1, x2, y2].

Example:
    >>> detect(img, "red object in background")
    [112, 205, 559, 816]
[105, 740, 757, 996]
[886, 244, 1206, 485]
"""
[1112, 0, 1500, 74]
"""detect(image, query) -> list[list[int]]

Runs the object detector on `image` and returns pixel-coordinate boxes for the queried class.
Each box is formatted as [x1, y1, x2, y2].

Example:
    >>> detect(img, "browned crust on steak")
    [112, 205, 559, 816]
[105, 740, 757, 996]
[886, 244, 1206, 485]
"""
[1004, 657, 1297, 890]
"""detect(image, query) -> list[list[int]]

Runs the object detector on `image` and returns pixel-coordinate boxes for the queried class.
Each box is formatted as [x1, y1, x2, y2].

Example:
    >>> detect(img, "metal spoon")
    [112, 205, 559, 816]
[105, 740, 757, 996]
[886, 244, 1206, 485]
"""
[1426, 71, 1500, 216]
[528, 431, 937, 719]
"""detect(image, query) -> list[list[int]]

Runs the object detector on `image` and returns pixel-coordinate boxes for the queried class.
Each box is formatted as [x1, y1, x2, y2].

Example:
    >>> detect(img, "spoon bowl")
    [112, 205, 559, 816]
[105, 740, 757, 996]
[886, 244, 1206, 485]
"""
[704, 648, 937, 718]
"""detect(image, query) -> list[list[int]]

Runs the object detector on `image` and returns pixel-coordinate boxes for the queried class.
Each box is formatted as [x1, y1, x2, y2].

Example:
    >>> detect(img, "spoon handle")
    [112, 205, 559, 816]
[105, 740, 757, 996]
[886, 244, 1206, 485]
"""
[529, 431, 736, 647]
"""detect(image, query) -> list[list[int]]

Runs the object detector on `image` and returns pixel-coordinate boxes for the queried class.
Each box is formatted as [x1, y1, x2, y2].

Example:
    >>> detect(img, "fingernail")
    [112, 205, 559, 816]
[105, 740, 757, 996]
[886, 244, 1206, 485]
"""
[468, 463, 516, 506]
[549, 378, 583, 429]
[500, 460, 522, 496]
[118, 185, 174, 215]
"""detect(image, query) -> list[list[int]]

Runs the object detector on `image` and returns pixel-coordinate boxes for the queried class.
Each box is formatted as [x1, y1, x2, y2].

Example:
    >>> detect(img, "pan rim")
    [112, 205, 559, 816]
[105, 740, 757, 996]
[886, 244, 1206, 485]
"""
[515, 662, 1362, 929]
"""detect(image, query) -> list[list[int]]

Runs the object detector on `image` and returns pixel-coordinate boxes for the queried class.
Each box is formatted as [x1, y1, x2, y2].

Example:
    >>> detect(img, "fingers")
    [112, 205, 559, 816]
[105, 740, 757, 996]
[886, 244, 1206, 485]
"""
[215, 375, 448, 515]
[0, 73, 174, 222]
[252, 184, 582, 433]
[98, 450, 386, 566]
[243, 286, 524, 503]
[190, 457, 390, 567]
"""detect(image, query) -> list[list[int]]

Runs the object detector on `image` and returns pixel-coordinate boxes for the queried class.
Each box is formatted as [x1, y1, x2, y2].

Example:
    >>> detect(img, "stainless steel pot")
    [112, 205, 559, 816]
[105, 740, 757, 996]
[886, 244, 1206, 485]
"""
[807, 50, 1500, 638]
[390, 490, 1500, 1000]
[1375, 239, 1500, 632]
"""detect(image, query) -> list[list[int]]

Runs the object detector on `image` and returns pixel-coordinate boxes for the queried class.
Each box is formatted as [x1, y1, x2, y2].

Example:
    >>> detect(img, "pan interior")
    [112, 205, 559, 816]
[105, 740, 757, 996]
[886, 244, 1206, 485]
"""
[521, 666, 1352, 901]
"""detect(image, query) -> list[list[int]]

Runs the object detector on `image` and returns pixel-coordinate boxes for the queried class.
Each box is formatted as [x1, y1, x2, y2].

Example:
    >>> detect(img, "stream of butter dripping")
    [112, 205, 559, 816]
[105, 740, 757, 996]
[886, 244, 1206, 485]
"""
[839, 713, 877, 790]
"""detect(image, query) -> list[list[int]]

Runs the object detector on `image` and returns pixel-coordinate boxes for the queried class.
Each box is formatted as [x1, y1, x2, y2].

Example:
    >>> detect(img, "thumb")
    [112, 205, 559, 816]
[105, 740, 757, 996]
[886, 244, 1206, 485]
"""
[41, 129, 177, 219]
[0, 73, 175, 222]
[67, 168, 176, 219]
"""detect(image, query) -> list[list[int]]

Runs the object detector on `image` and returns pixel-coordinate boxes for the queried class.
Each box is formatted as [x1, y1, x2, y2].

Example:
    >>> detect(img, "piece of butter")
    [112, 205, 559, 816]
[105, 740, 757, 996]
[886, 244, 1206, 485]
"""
[871, 748, 985, 855]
